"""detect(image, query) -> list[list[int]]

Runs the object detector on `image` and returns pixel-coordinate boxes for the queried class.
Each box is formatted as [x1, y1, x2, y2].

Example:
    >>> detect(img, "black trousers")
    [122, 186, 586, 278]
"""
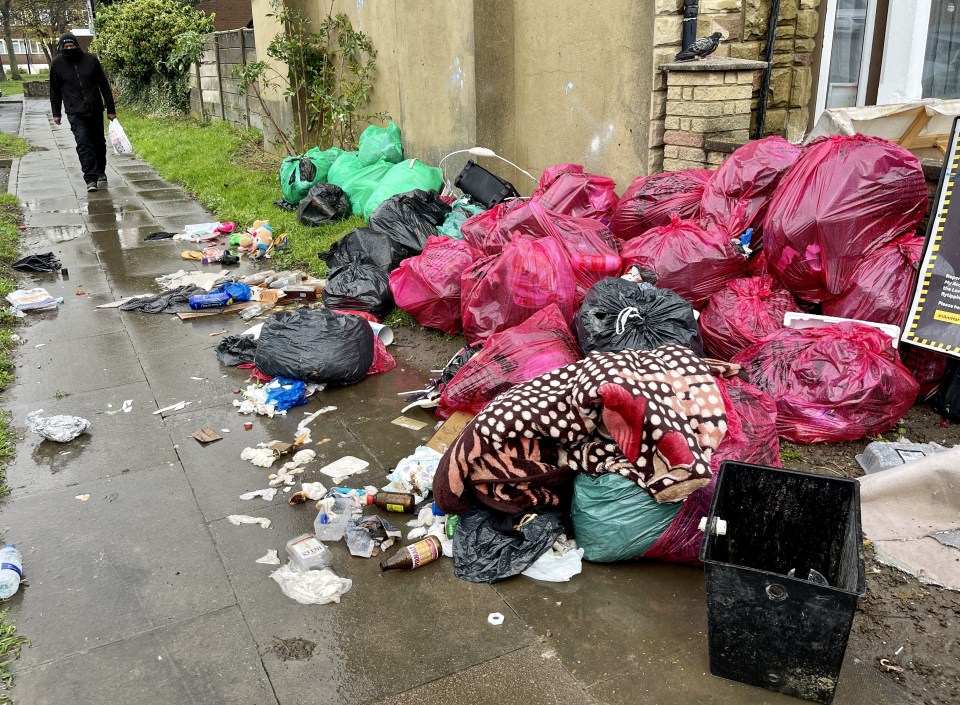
[68, 113, 106, 185]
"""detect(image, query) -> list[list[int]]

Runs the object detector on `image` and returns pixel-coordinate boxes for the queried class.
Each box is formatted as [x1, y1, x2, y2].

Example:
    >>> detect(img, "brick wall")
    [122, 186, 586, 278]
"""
[651, 0, 821, 171]
[196, 0, 252, 31]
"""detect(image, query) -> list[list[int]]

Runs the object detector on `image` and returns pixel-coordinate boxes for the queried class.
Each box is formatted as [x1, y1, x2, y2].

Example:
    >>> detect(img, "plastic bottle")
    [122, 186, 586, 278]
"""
[285, 534, 331, 571]
[314, 495, 353, 541]
[239, 302, 274, 321]
[379, 536, 442, 572]
[365, 491, 416, 513]
[188, 290, 233, 310]
[0, 545, 23, 599]
[269, 274, 300, 290]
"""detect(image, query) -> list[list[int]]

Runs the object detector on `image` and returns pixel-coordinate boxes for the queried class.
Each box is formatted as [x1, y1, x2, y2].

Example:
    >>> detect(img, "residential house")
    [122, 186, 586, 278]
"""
[205, 1, 959, 183]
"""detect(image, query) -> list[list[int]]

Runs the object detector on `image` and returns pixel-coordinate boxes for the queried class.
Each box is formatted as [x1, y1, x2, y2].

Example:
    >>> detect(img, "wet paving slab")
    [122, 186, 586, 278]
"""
[0, 469, 236, 672]
[19, 225, 88, 246]
[84, 210, 159, 231]
[23, 211, 86, 228]
[137, 188, 193, 202]
[126, 178, 175, 190]
[90, 226, 166, 252]
[209, 497, 537, 705]
[9, 606, 275, 705]
[142, 200, 210, 218]
[2, 380, 178, 498]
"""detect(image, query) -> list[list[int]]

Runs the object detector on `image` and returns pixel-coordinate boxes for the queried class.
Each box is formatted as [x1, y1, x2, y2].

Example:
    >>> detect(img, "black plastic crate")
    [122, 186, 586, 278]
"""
[700, 462, 866, 704]
[454, 160, 519, 208]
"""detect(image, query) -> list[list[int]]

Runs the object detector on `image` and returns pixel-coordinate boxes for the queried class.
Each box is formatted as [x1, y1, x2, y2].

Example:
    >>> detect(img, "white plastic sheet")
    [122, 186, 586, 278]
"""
[270, 563, 352, 605]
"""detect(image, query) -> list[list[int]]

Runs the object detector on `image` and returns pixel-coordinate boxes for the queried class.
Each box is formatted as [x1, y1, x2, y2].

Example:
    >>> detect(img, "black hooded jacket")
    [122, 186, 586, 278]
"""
[49, 32, 116, 118]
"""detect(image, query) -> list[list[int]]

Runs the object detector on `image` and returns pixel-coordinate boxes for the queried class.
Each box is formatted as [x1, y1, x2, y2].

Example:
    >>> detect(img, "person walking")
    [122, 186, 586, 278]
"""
[49, 32, 116, 193]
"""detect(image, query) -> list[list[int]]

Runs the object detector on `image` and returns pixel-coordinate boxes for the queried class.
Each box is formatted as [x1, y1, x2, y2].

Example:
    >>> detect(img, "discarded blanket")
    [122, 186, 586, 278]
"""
[119, 285, 204, 314]
[12, 253, 62, 272]
[433, 346, 736, 515]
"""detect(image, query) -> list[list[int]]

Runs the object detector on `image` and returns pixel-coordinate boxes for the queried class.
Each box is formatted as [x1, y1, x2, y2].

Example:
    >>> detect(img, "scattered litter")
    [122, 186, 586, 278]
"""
[289, 481, 327, 505]
[319, 456, 370, 481]
[391, 416, 428, 431]
[7, 288, 58, 312]
[270, 563, 352, 605]
[239, 488, 278, 502]
[121, 400, 133, 413]
[227, 514, 272, 529]
[153, 401, 190, 416]
[345, 515, 401, 558]
[382, 446, 442, 501]
[297, 406, 337, 430]
[26, 410, 91, 442]
[120, 286, 204, 314]
[34, 344, 45, 348]
[268, 450, 317, 487]
[193, 428, 223, 444]
[879, 659, 904, 674]
[286, 534, 331, 570]
[522, 539, 584, 583]
[12, 252, 61, 272]
[487, 612, 505, 626]
[221, 428, 230, 433]
[255, 550, 281, 565]
[856, 440, 947, 474]
[75, 494, 90, 501]
[189, 377, 204, 381]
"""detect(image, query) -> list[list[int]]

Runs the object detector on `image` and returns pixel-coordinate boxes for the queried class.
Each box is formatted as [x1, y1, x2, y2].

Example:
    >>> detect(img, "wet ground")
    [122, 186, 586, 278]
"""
[0, 97, 930, 704]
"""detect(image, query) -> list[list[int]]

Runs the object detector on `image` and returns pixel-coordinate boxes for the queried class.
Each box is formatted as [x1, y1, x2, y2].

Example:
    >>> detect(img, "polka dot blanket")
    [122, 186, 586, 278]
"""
[433, 345, 739, 514]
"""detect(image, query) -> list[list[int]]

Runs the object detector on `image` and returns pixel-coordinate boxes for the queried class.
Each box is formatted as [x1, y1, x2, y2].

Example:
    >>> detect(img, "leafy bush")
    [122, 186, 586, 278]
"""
[92, 0, 213, 114]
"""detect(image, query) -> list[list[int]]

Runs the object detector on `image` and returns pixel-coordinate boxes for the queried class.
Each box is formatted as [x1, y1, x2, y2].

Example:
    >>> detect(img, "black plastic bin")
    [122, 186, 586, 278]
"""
[699, 462, 866, 704]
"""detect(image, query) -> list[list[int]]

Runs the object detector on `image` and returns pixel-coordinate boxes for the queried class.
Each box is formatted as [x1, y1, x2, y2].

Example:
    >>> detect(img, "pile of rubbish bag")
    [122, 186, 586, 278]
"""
[237, 129, 945, 596]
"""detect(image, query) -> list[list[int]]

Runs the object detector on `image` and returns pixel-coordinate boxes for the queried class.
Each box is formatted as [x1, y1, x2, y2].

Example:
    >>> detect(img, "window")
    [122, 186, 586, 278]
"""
[0, 40, 5, 55]
[30, 41, 45, 55]
[11, 39, 26, 55]
[923, 0, 960, 99]
[825, 0, 870, 109]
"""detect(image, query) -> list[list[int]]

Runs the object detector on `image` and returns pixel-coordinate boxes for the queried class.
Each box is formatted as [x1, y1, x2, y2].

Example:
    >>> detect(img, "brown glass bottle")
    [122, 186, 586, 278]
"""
[379, 536, 443, 572]
[366, 491, 416, 513]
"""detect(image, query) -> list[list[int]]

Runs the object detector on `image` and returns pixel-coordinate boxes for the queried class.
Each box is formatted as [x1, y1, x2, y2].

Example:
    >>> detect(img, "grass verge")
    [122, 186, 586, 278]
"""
[0, 192, 29, 701]
[0, 72, 50, 97]
[117, 111, 360, 275]
[0, 135, 29, 161]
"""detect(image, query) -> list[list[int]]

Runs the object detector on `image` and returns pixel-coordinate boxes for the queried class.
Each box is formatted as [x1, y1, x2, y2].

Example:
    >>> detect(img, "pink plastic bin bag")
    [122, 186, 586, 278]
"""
[732, 323, 919, 444]
[461, 235, 579, 344]
[763, 134, 927, 303]
[389, 236, 476, 334]
[700, 136, 801, 244]
[822, 235, 923, 326]
[438, 305, 582, 419]
[531, 163, 619, 221]
[610, 168, 710, 241]
[699, 275, 800, 360]
[620, 214, 749, 307]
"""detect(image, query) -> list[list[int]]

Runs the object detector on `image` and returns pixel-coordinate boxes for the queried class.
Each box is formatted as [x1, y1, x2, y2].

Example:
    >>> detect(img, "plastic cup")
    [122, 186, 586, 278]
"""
[368, 321, 394, 346]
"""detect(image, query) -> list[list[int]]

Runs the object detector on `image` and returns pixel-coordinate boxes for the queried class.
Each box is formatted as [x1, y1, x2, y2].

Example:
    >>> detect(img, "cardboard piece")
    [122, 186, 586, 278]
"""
[256, 288, 285, 304]
[426, 412, 474, 454]
[176, 301, 258, 320]
[392, 416, 428, 431]
[193, 428, 223, 444]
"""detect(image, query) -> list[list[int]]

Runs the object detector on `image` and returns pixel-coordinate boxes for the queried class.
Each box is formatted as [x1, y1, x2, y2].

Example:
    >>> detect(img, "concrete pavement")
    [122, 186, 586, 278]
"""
[0, 97, 910, 705]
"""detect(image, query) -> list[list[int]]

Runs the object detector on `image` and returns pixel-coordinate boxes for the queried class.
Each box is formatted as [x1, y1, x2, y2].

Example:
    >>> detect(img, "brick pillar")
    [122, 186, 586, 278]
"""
[660, 57, 768, 171]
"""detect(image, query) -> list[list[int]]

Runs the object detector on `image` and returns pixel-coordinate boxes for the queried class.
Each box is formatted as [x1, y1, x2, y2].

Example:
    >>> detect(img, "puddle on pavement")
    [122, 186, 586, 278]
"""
[136, 189, 187, 201]
[31, 435, 91, 473]
[21, 199, 85, 214]
[21, 225, 87, 243]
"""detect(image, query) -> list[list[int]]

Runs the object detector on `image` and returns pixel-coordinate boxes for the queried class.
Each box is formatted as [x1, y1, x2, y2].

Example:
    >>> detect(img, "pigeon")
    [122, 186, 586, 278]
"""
[675, 32, 723, 62]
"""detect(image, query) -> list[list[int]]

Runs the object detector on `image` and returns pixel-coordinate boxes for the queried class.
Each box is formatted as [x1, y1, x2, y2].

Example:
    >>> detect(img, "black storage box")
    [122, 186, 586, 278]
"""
[454, 160, 519, 208]
[700, 462, 866, 704]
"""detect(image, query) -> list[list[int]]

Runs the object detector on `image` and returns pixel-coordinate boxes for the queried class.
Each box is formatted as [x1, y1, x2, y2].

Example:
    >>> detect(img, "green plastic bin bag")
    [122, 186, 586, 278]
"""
[437, 197, 486, 239]
[279, 147, 344, 204]
[358, 122, 403, 167]
[327, 152, 394, 216]
[362, 159, 443, 220]
[571, 473, 682, 563]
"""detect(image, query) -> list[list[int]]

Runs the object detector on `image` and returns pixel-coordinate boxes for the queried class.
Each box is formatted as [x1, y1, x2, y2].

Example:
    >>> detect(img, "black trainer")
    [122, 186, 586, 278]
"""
[86, 182, 98, 193]
[97, 174, 108, 186]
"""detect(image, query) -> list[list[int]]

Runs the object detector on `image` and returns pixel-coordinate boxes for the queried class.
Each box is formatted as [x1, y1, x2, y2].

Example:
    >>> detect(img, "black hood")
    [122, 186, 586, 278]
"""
[57, 33, 80, 52]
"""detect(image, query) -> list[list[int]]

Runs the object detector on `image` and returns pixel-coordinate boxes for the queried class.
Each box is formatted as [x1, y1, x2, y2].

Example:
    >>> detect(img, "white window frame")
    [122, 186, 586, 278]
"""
[815, 0, 879, 120]
[877, 0, 933, 104]
[11, 39, 26, 55]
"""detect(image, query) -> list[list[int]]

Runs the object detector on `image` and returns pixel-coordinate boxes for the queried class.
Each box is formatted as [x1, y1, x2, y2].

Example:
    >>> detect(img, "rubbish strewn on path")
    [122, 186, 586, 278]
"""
[12, 253, 61, 272]
[8, 288, 59, 312]
[255, 550, 281, 565]
[192, 428, 222, 444]
[269, 563, 352, 605]
[227, 514, 272, 529]
[26, 410, 90, 442]
[319, 456, 369, 481]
